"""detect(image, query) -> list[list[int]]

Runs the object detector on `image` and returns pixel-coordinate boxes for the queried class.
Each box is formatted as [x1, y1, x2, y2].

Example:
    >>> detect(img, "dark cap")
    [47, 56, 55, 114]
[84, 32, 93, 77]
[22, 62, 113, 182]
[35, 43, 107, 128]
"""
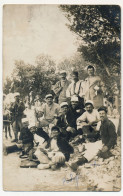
[98, 106, 108, 113]
[87, 65, 95, 70]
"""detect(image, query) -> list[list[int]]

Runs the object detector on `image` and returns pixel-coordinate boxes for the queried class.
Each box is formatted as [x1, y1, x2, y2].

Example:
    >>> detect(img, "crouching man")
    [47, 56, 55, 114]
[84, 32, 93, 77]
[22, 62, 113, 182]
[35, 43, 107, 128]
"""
[35, 126, 74, 170]
[67, 106, 117, 171]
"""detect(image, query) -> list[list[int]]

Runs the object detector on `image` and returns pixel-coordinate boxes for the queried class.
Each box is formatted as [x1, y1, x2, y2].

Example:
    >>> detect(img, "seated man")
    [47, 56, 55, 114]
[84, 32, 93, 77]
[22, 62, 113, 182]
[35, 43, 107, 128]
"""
[67, 106, 117, 171]
[77, 100, 100, 141]
[36, 94, 60, 129]
[56, 102, 77, 141]
[28, 124, 50, 160]
[19, 118, 34, 158]
[35, 126, 74, 170]
[67, 95, 85, 130]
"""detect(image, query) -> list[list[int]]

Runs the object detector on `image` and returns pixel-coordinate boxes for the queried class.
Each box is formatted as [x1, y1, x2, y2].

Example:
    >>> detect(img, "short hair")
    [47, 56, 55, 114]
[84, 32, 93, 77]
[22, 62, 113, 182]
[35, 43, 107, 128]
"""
[71, 71, 78, 77]
[51, 126, 60, 132]
[98, 106, 108, 113]
[87, 65, 95, 71]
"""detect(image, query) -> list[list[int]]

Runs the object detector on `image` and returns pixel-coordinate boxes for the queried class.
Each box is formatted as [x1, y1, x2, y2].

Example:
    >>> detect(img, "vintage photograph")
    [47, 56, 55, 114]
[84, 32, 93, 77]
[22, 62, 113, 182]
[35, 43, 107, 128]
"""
[3, 4, 121, 191]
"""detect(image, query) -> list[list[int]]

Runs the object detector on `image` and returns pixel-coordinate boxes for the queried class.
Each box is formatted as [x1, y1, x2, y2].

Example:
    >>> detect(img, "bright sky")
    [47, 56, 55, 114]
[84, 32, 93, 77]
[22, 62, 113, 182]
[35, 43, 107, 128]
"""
[3, 5, 77, 80]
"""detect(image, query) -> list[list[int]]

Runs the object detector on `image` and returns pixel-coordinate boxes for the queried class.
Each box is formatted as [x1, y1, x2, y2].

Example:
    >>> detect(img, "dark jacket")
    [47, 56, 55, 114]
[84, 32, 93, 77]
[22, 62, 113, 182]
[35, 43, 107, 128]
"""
[56, 106, 84, 130]
[46, 136, 74, 161]
[20, 127, 34, 144]
[10, 101, 25, 121]
[99, 118, 117, 149]
[36, 128, 49, 142]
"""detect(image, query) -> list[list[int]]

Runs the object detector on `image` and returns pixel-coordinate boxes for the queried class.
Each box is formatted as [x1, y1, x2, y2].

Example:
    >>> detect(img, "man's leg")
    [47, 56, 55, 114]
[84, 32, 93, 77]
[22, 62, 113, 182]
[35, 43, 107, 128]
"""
[12, 121, 18, 142]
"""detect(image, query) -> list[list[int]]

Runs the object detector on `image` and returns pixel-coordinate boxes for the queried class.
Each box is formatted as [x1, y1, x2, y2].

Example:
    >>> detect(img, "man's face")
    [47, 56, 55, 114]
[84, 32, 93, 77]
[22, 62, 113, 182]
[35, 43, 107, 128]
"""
[46, 97, 53, 105]
[72, 74, 78, 82]
[62, 106, 68, 114]
[51, 130, 59, 138]
[87, 68, 94, 76]
[71, 101, 78, 109]
[99, 110, 107, 121]
[22, 121, 29, 128]
[60, 74, 66, 80]
[15, 96, 20, 102]
[30, 127, 37, 134]
[86, 104, 93, 113]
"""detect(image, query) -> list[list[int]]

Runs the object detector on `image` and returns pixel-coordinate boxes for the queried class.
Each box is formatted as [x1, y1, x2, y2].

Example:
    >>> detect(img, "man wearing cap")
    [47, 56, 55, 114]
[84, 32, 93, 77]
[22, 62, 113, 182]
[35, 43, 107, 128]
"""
[66, 70, 85, 108]
[36, 94, 60, 128]
[56, 102, 77, 141]
[77, 100, 100, 139]
[84, 65, 105, 109]
[9, 92, 25, 142]
[53, 70, 70, 104]
[19, 118, 34, 158]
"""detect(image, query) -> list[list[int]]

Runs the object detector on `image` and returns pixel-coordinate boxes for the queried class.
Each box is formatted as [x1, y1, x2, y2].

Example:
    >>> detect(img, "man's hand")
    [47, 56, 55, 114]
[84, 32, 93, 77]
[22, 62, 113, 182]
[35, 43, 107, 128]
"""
[101, 146, 108, 153]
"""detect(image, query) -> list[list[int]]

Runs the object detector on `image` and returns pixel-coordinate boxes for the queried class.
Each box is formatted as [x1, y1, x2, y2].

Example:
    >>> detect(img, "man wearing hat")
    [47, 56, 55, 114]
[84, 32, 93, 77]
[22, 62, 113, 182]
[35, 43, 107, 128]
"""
[9, 92, 25, 142]
[66, 70, 85, 108]
[77, 100, 100, 140]
[84, 65, 105, 109]
[53, 70, 70, 104]
[36, 94, 60, 128]
[56, 102, 77, 141]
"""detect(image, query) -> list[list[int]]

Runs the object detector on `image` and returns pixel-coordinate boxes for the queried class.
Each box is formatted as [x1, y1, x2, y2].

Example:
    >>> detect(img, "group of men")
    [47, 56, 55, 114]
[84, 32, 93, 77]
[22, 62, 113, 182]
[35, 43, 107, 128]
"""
[3, 65, 117, 170]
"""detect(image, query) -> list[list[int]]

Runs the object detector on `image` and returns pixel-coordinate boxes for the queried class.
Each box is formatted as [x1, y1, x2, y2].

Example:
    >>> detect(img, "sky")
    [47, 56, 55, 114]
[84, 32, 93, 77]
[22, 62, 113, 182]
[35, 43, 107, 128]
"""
[3, 5, 78, 80]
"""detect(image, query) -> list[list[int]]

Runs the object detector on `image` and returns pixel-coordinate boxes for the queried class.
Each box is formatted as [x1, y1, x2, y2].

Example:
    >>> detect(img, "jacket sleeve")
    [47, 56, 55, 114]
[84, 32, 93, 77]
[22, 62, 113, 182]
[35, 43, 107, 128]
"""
[53, 81, 62, 95]
[66, 84, 71, 98]
[106, 121, 117, 149]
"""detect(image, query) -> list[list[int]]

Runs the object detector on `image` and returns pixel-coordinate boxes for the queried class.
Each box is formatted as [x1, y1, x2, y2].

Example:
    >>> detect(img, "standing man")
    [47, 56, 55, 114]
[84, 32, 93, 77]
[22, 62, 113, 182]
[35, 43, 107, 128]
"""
[53, 71, 70, 104]
[36, 94, 60, 128]
[9, 92, 25, 143]
[84, 65, 105, 109]
[66, 70, 85, 108]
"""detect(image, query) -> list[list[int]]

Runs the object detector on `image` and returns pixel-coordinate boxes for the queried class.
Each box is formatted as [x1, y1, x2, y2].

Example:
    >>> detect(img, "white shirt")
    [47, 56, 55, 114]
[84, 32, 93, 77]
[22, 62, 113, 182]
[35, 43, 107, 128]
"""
[77, 109, 100, 123]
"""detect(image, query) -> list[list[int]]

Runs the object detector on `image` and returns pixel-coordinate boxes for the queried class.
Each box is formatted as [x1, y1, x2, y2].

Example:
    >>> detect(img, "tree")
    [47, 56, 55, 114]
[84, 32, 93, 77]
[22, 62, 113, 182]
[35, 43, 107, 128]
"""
[4, 54, 58, 107]
[60, 5, 121, 102]
[57, 53, 87, 80]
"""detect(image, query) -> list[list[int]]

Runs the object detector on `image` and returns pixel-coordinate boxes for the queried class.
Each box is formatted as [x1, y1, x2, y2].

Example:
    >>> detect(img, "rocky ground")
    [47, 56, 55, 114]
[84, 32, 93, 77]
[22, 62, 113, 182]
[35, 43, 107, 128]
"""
[3, 130, 121, 192]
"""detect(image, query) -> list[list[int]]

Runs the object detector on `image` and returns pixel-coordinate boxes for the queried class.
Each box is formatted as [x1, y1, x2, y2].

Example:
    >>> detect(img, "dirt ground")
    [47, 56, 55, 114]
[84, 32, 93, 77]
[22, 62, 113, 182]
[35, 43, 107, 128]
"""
[3, 130, 121, 192]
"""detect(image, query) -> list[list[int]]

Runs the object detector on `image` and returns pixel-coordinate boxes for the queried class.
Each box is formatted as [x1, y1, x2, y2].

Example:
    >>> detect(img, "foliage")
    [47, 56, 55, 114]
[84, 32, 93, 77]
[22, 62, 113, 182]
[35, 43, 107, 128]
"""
[3, 55, 58, 105]
[57, 53, 87, 80]
[60, 5, 121, 97]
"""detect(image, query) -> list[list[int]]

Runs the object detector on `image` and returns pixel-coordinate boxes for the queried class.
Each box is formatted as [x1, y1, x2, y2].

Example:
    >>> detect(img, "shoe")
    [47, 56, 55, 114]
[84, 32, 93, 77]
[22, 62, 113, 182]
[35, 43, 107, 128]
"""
[19, 154, 28, 159]
[65, 161, 78, 171]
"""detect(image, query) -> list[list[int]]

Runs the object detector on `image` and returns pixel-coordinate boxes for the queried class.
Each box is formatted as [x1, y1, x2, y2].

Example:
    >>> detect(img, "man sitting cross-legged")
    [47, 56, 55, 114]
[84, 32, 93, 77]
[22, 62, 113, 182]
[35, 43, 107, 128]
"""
[76, 100, 100, 142]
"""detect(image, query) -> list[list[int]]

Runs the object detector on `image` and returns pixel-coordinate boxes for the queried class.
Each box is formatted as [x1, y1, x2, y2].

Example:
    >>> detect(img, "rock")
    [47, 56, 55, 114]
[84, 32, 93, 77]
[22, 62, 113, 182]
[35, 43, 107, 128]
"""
[65, 171, 76, 181]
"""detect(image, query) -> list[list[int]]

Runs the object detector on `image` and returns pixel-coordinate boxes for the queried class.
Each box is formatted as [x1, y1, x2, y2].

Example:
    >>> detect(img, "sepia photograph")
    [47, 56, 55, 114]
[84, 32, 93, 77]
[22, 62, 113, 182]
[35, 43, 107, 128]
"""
[2, 3, 121, 192]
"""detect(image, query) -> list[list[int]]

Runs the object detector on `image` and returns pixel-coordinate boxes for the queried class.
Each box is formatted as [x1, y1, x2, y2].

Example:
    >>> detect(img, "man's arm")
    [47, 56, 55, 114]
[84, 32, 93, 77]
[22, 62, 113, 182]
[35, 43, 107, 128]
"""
[66, 84, 71, 98]
[53, 81, 62, 95]
[106, 121, 117, 149]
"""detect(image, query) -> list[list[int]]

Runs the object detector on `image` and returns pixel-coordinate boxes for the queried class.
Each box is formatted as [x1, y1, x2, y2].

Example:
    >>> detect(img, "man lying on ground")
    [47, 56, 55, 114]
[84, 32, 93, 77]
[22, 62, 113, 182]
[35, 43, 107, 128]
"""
[66, 106, 117, 171]
[35, 126, 74, 170]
